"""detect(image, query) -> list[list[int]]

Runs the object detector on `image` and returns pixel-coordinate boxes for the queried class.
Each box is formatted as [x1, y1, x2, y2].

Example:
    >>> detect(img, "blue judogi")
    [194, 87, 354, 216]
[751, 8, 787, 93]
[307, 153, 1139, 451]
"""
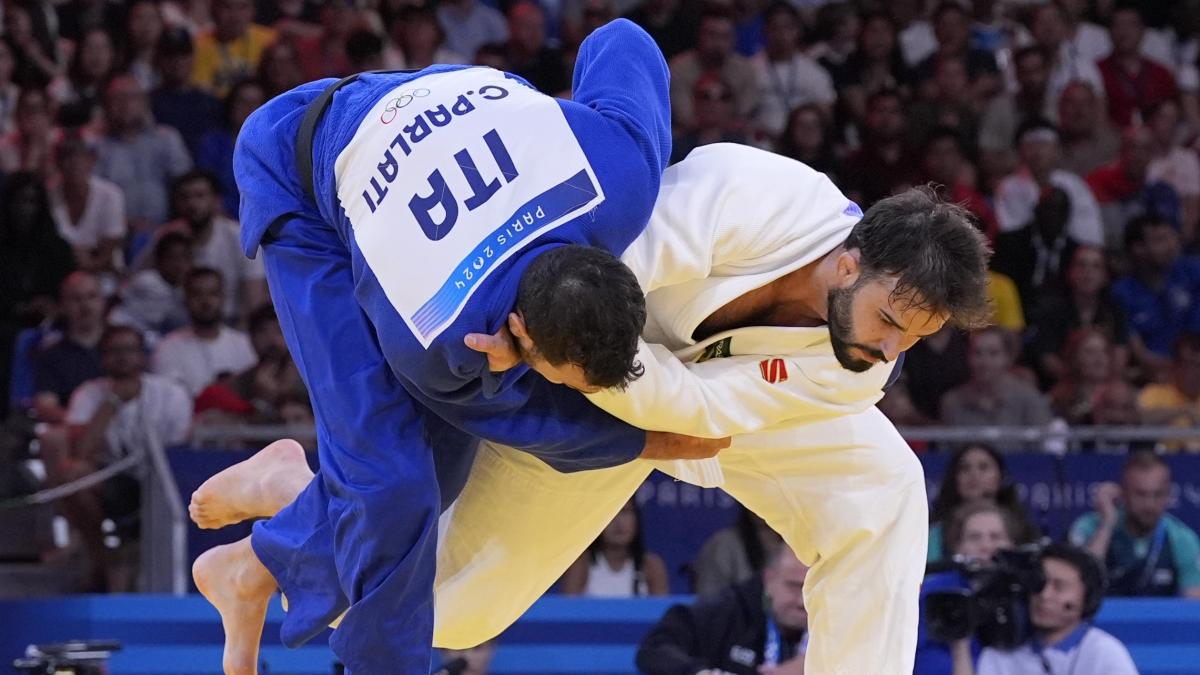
[233, 20, 670, 673]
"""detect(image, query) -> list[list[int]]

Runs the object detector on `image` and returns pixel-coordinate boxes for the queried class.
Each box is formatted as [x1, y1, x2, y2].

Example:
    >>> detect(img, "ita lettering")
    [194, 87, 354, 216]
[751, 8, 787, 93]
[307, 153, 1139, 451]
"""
[407, 129, 519, 240]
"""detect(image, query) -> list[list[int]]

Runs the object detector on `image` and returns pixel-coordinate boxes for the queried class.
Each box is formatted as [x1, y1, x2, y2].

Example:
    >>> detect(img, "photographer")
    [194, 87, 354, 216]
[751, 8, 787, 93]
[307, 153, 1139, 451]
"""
[953, 543, 1138, 675]
[917, 502, 1021, 675]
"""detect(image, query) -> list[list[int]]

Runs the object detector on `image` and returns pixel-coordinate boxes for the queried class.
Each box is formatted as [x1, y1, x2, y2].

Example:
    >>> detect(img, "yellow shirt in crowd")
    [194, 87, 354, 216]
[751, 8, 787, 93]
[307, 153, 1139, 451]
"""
[1138, 384, 1200, 452]
[192, 24, 278, 98]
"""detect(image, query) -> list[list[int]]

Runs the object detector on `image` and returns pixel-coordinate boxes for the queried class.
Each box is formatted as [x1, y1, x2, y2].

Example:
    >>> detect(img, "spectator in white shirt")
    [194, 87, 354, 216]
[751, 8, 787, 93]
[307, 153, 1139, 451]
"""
[1145, 98, 1200, 242]
[109, 231, 192, 337]
[48, 133, 127, 277]
[751, 2, 836, 141]
[151, 267, 256, 397]
[953, 543, 1139, 675]
[1029, 3, 1106, 123]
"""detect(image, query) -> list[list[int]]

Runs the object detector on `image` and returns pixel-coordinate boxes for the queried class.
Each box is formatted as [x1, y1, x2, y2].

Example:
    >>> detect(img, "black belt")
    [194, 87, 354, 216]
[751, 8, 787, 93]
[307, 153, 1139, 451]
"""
[294, 70, 417, 205]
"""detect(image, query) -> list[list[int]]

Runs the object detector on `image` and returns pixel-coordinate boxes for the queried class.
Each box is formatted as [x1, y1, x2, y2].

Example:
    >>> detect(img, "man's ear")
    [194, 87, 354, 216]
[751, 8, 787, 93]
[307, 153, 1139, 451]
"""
[507, 312, 528, 340]
[836, 248, 862, 286]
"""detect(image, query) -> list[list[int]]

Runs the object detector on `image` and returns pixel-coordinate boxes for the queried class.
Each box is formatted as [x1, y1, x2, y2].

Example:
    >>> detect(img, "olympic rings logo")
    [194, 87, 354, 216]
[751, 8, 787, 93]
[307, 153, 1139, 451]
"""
[380, 88, 431, 124]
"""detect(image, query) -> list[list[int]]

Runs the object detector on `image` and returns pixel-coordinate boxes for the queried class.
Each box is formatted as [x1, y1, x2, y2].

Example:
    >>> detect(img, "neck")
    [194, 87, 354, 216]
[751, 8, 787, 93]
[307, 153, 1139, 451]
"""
[64, 177, 91, 198]
[70, 324, 103, 347]
[601, 546, 628, 568]
[1072, 291, 1098, 311]
[1127, 516, 1158, 537]
[1119, 52, 1141, 70]
[1038, 622, 1083, 648]
[767, 44, 794, 62]
[192, 322, 221, 339]
[190, 217, 215, 240]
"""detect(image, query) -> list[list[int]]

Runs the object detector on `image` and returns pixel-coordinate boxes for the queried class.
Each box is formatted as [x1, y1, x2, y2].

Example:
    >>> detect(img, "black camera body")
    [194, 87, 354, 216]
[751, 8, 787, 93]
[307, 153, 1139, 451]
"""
[13, 641, 121, 675]
[925, 545, 1047, 649]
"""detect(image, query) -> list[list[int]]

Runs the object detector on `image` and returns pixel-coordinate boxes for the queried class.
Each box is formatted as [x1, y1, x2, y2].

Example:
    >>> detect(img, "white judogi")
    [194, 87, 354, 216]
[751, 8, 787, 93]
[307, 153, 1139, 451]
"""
[432, 145, 928, 675]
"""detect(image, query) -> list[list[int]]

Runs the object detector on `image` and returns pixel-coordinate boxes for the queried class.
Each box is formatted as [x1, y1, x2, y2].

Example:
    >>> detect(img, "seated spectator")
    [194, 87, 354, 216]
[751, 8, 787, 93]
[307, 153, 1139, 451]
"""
[1111, 215, 1200, 373]
[150, 29, 223, 157]
[809, 2, 860, 80]
[1098, 6, 1178, 128]
[624, 0, 698, 62]
[37, 325, 192, 591]
[1138, 333, 1200, 452]
[830, 12, 909, 129]
[750, 2, 835, 142]
[437, 639, 497, 675]
[0, 40, 19, 136]
[693, 505, 783, 597]
[669, 8, 759, 133]
[1057, 81, 1120, 178]
[95, 74, 193, 234]
[195, 79, 265, 218]
[907, 55, 981, 154]
[994, 118, 1104, 249]
[437, 0, 508, 65]
[344, 29, 385, 73]
[255, 40, 304, 100]
[956, 543, 1138, 675]
[503, 1, 568, 96]
[842, 89, 922, 207]
[891, 0, 936, 68]
[992, 186, 1081, 317]
[258, 0, 321, 42]
[923, 126, 999, 243]
[928, 444, 1040, 564]
[561, 498, 669, 597]
[775, 104, 841, 181]
[669, 73, 748, 164]
[1056, 0, 1113, 65]
[636, 545, 808, 675]
[151, 268, 257, 397]
[137, 170, 268, 321]
[48, 134, 127, 277]
[383, 5, 465, 71]
[902, 327, 972, 422]
[916, 502, 1021, 675]
[0, 87, 63, 177]
[1029, 3, 1106, 122]
[108, 232, 192, 337]
[191, 0, 277, 97]
[294, 0, 357, 81]
[1049, 328, 1121, 424]
[1025, 245, 1130, 388]
[940, 328, 1055, 449]
[1070, 451, 1200, 598]
[1087, 125, 1181, 247]
[57, 28, 118, 127]
[914, 2, 999, 101]
[1146, 98, 1200, 243]
[123, 0, 166, 92]
[977, 47, 1051, 187]
[32, 272, 105, 423]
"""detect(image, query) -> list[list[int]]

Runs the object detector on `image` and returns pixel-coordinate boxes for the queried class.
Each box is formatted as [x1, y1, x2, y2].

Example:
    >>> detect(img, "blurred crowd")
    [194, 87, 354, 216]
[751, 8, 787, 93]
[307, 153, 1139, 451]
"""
[0, 0, 1198, 619]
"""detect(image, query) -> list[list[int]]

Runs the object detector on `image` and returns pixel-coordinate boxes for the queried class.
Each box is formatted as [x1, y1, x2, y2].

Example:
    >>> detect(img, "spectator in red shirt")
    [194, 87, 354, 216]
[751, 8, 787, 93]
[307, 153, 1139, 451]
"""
[1087, 125, 1181, 245]
[1098, 6, 1177, 127]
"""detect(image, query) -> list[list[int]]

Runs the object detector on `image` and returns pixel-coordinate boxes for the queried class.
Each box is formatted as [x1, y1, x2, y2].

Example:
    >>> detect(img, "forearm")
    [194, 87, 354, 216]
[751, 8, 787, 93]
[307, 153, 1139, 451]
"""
[73, 405, 118, 462]
[1085, 521, 1117, 561]
[950, 640, 975, 675]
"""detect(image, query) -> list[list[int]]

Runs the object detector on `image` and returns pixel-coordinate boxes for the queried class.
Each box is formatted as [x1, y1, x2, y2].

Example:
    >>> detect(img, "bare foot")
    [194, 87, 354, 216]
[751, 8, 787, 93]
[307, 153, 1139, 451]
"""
[190, 439, 313, 529]
[194, 537, 277, 675]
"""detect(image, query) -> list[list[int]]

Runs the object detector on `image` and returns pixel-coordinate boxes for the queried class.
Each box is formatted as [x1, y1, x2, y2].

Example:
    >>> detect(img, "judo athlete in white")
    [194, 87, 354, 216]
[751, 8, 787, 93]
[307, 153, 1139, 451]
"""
[194, 144, 993, 674]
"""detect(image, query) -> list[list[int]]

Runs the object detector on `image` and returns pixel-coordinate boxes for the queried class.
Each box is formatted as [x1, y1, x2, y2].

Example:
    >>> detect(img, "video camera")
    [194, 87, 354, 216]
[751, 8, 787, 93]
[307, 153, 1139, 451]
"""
[925, 544, 1047, 649]
[13, 640, 121, 674]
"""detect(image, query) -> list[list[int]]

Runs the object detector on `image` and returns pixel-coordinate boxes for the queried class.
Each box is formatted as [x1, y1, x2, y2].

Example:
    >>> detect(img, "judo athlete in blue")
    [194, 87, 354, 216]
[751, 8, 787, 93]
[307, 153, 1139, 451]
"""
[190, 19, 696, 675]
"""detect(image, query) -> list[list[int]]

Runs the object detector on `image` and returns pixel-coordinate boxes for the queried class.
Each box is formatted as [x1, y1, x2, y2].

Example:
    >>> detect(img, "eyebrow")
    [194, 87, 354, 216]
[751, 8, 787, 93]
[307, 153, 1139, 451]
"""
[881, 310, 940, 338]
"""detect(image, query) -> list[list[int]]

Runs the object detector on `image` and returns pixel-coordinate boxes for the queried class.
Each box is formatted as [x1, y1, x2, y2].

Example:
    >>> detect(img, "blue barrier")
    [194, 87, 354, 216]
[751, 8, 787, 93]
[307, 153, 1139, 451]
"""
[1, 595, 1197, 674]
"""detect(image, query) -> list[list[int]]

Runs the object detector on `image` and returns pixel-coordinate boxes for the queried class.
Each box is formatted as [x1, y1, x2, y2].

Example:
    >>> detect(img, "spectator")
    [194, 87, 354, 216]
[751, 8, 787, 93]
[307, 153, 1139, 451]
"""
[976, 46, 1051, 184]
[1025, 245, 1130, 387]
[1099, 6, 1178, 128]
[250, 43, 299, 102]
[915, 502, 1021, 675]
[436, 0, 508, 65]
[841, 89, 921, 207]
[195, 78, 265, 217]
[438, 639, 497, 675]
[775, 104, 840, 180]
[907, 55, 981, 152]
[48, 134, 127, 277]
[294, 0, 357, 81]
[31, 272, 105, 423]
[625, 0, 698, 62]
[345, 29, 385, 73]
[384, 5, 464, 71]
[5, 3, 66, 89]
[809, 2, 860, 78]
[561, 498, 669, 597]
[914, 2, 1000, 101]
[891, 0, 936, 68]
[1070, 452, 1200, 597]
[903, 327, 972, 422]
[58, 27, 117, 127]
[1137, 332, 1200, 451]
[1057, 81, 1120, 178]
[1049, 328, 1121, 424]
[1057, 0, 1113, 64]
[927, 443, 1040, 564]
[150, 29, 222, 157]
[956, 543, 1138, 675]
[191, 0, 277, 97]
[939, 328, 1055, 450]
[1029, 2, 1106, 122]
[151, 267, 256, 397]
[0, 87, 63, 177]
[258, 0, 321, 42]
[138, 171, 266, 322]
[923, 126, 999, 242]
[1146, 98, 1200, 243]
[750, 2, 835, 141]
[991, 186, 1081, 314]
[108, 231, 192, 336]
[1092, 379, 1143, 427]
[55, 0, 123, 45]
[1087, 125, 1181, 247]
[670, 73, 748, 164]
[669, 8, 760, 133]
[636, 545, 808, 675]
[831, 12, 909, 128]
[94, 73, 193, 233]
[503, 1, 568, 96]
[0, 39, 20, 136]
[38, 325, 192, 591]
[692, 505, 783, 598]
[123, 0, 166, 92]
[1111, 215, 1200, 370]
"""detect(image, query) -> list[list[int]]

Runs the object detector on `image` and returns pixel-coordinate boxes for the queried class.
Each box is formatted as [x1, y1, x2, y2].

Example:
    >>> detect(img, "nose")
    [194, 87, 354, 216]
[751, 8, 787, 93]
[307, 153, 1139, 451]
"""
[880, 334, 903, 362]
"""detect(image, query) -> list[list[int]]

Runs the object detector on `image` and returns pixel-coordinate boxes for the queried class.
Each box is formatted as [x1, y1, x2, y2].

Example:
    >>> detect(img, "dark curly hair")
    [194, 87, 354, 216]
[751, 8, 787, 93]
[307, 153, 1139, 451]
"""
[515, 245, 646, 389]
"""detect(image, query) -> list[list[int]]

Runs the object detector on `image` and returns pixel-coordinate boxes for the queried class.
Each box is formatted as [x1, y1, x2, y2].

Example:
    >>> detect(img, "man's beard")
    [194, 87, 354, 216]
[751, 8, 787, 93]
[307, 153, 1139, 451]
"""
[827, 285, 884, 373]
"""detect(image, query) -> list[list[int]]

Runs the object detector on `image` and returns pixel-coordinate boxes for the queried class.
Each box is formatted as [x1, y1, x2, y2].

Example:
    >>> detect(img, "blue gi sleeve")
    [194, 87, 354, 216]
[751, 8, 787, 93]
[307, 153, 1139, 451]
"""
[572, 19, 672, 177]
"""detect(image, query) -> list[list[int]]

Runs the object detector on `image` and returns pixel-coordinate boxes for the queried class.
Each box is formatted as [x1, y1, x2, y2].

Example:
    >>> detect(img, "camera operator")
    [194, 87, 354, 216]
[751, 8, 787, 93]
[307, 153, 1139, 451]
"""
[953, 543, 1138, 675]
[917, 502, 1021, 675]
